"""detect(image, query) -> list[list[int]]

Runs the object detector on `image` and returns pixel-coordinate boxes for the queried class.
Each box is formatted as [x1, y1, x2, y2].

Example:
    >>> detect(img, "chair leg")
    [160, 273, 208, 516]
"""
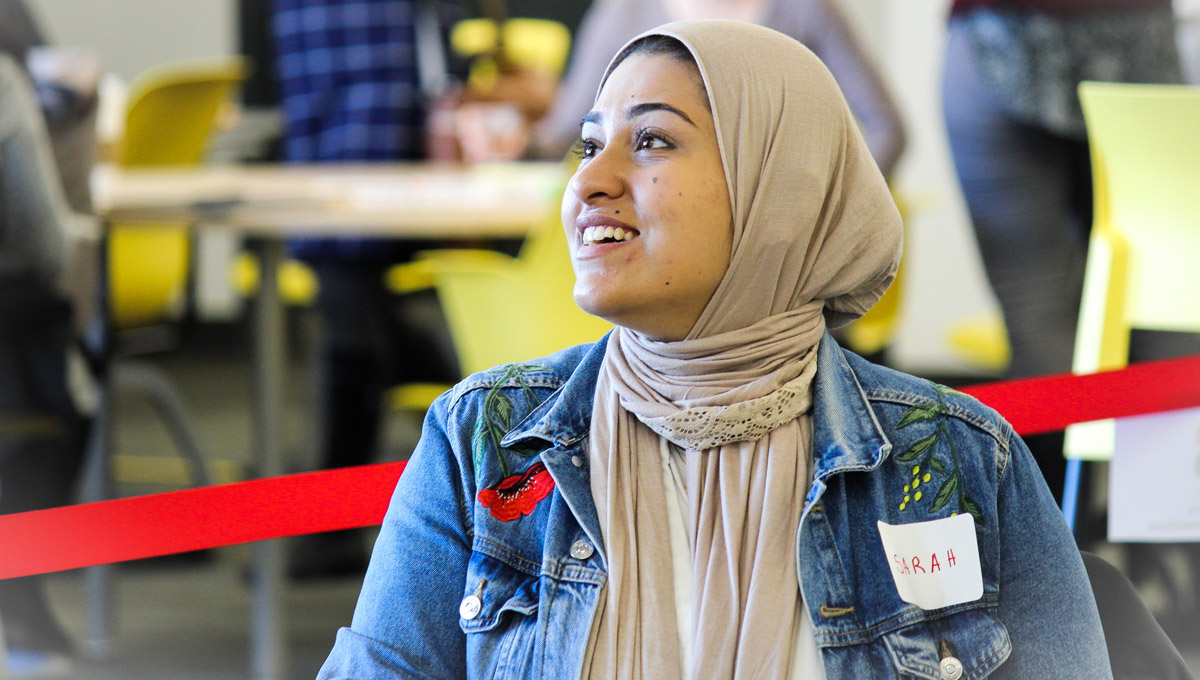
[1062, 458, 1084, 534]
[113, 360, 211, 488]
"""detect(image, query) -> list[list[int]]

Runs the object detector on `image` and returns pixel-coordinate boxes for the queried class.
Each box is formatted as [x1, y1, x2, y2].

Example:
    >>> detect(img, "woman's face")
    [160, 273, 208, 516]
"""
[561, 51, 732, 342]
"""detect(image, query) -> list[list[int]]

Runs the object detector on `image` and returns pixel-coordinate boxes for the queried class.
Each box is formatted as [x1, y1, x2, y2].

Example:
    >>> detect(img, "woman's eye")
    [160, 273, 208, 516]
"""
[572, 138, 600, 159]
[636, 132, 670, 151]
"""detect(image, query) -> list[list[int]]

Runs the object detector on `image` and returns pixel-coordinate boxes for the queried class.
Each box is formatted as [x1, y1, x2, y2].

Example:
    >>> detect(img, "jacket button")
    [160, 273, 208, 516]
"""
[571, 455, 584, 467]
[939, 656, 963, 680]
[570, 539, 594, 560]
[459, 595, 482, 620]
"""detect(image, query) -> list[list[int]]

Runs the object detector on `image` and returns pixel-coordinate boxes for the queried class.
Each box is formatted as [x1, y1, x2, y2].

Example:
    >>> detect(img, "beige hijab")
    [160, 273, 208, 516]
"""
[582, 20, 902, 680]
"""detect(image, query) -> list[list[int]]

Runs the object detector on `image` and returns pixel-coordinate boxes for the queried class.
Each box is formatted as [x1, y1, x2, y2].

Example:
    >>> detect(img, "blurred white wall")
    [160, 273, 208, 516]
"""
[839, 0, 999, 376]
[24, 0, 237, 81]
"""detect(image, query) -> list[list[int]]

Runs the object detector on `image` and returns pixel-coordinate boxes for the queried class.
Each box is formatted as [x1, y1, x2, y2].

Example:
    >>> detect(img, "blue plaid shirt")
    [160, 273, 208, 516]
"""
[273, 0, 424, 162]
[272, 0, 426, 258]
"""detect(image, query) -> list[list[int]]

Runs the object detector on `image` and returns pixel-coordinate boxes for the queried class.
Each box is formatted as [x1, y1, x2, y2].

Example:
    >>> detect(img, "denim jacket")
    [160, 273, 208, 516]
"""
[319, 333, 1111, 680]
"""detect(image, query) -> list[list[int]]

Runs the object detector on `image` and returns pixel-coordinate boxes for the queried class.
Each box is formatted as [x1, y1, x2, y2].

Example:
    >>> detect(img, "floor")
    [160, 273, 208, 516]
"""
[6, 318, 1200, 679]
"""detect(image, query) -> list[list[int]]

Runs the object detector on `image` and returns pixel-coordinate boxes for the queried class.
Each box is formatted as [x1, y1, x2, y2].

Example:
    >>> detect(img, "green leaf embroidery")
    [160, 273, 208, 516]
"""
[895, 405, 943, 429]
[931, 474, 958, 512]
[892, 389, 986, 528]
[896, 432, 939, 462]
[961, 496, 985, 526]
[471, 416, 489, 478]
[473, 363, 551, 482]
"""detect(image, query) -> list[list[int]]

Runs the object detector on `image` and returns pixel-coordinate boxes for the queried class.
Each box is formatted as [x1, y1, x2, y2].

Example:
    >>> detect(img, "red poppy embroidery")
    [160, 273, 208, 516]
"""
[478, 462, 555, 522]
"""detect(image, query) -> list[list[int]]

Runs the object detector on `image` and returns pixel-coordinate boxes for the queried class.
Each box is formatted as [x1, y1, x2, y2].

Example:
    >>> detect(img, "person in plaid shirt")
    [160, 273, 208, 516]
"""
[271, 0, 461, 578]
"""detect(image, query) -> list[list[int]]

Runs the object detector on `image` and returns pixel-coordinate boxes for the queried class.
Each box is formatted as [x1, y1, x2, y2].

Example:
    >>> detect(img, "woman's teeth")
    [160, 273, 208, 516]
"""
[582, 225, 637, 245]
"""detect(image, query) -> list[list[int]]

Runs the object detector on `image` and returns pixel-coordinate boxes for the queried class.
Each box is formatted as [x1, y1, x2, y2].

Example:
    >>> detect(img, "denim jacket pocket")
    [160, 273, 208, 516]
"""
[883, 606, 1011, 679]
[459, 548, 543, 678]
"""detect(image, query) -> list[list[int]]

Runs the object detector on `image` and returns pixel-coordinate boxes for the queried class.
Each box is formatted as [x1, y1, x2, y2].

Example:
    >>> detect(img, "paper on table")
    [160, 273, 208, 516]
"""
[877, 514, 983, 610]
[1109, 405, 1200, 542]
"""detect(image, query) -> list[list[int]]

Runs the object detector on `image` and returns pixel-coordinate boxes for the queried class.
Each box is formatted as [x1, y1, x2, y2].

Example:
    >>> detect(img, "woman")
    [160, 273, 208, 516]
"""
[319, 21, 1109, 679]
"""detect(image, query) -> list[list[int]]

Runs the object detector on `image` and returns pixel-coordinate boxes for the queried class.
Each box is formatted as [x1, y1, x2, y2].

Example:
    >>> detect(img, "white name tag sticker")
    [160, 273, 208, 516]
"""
[877, 514, 983, 610]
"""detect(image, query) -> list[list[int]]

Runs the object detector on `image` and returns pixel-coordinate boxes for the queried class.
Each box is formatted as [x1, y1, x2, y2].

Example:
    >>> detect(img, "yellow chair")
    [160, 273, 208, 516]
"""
[231, 252, 319, 306]
[385, 162, 613, 410]
[945, 313, 1010, 374]
[110, 57, 248, 328]
[450, 17, 572, 93]
[1062, 82, 1200, 526]
[106, 56, 249, 485]
[84, 56, 249, 655]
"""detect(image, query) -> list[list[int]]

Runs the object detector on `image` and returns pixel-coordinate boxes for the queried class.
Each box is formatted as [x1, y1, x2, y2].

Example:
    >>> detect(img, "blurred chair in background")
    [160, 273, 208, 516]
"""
[100, 55, 248, 493]
[443, 16, 571, 163]
[1082, 551, 1196, 680]
[385, 162, 611, 413]
[1064, 82, 1200, 476]
[941, 0, 1184, 508]
[77, 56, 247, 660]
[1062, 81, 1200, 641]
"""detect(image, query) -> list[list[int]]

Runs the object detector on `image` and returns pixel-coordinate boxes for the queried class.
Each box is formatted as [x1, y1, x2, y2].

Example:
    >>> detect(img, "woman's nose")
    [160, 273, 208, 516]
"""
[567, 147, 626, 203]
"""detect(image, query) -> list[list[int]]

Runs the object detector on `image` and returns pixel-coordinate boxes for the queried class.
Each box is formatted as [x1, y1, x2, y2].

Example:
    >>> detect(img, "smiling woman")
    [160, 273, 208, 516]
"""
[318, 21, 1112, 680]
[563, 41, 731, 341]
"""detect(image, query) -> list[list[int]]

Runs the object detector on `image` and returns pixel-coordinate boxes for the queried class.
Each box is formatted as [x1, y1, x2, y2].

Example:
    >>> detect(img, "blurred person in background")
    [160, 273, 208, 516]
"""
[942, 0, 1200, 643]
[0, 47, 97, 675]
[271, 0, 461, 579]
[941, 0, 1187, 499]
[526, 0, 906, 176]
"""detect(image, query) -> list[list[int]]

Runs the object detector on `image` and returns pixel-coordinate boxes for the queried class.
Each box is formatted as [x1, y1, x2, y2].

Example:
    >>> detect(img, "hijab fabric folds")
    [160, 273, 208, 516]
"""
[582, 20, 902, 680]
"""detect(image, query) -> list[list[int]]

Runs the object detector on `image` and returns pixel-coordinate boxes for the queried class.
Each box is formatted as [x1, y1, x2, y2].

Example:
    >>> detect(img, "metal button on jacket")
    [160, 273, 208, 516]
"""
[571, 455, 584, 467]
[570, 539, 594, 560]
[459, 595, 482, 620]
[939, 655, 964, 680]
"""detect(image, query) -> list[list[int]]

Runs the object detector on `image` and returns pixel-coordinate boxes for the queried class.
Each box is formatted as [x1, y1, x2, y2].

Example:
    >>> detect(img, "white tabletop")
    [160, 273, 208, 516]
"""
[92, 161, 567, 238]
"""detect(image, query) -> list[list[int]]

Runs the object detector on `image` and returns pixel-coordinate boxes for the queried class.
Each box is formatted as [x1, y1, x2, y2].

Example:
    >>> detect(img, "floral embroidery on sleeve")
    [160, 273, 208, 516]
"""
[472, 363, 555, 521]
[893, 386, 985, 527]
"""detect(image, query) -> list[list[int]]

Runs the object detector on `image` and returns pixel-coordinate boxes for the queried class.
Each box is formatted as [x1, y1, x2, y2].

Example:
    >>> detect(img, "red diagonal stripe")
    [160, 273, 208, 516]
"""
[0, 462, 404, 580]
[960, 354, 1200, 436]
[3, 354, 1200, 580]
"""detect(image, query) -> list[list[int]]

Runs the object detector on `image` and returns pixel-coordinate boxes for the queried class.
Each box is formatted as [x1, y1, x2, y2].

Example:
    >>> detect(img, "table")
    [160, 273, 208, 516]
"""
[92, 161, 564, 679]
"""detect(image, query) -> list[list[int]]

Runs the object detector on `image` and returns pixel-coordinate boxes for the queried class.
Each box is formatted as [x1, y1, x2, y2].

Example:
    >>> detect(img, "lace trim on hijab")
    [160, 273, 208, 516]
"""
[634, 357, 817, 451]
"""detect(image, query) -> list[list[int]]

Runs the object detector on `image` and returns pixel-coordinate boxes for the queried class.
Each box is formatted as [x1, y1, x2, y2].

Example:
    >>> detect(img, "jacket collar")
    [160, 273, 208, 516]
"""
[504, 331, 890, 479]
[501, 332, 610, 449]
[810, 333, 892, 480]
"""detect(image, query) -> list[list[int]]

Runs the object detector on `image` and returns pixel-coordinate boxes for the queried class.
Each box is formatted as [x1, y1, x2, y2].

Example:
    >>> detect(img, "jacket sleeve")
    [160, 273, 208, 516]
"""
[991, 431, 1113, 679]
[318, 392, 472, 680]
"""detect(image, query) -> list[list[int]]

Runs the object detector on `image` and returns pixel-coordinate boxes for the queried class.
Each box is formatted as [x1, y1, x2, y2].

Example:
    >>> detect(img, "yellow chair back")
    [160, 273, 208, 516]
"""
[430, 165, 613, 376]
[109, 57, 247, 328]
[1066, 81, 1200, 460]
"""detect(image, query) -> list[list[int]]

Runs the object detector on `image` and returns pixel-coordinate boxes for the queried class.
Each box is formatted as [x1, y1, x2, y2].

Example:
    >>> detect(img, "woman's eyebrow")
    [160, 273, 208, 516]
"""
[579, 103, 698, 130]
[628, 102, 697, 127]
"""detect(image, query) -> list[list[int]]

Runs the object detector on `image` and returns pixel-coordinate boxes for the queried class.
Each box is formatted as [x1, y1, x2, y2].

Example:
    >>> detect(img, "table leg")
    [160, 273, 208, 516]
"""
[250, 239, 286, 680]
[82, 218, 114, 660]
[81, 387, 113, 659]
